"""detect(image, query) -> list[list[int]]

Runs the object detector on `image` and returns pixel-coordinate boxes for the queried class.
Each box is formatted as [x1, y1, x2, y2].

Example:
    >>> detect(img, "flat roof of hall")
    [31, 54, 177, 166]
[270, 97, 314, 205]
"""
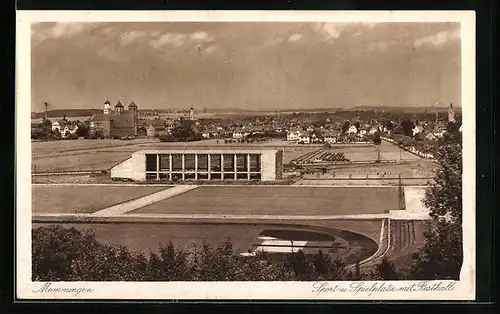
[134, 147, 280, 154]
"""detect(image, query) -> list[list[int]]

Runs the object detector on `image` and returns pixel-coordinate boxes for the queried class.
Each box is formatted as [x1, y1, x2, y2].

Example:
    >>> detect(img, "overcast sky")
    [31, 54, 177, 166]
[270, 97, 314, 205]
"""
[31, 22, 461, 112]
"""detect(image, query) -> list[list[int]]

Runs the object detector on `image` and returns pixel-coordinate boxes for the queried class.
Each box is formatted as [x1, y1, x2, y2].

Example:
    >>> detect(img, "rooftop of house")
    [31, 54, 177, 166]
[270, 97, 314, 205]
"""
[323, 130, 340, 137]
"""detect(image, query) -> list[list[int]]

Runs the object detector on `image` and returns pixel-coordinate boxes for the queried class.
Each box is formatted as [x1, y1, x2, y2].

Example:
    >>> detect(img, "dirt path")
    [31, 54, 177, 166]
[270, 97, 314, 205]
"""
[90, 185, 198, 217]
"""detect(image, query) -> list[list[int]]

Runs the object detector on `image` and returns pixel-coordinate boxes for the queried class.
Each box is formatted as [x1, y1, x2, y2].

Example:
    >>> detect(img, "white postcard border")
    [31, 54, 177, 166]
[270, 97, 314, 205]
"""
[16, 10, 476, 300]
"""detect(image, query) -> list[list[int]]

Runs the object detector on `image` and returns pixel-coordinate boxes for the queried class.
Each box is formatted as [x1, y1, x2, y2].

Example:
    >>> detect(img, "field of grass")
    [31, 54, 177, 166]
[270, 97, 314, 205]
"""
[32, 151, 133, 172]
[378, 141, 421, 161]
[32, 139, 157, 173]
[31, 138, 422, 174]
[32, 220, 381, 263]
[132, 186, 399, 215]
[31, 138, 314, 173]
[32, 185, 168, 214]
[32, 139, 155, 156]
[32, 175, 109, 184]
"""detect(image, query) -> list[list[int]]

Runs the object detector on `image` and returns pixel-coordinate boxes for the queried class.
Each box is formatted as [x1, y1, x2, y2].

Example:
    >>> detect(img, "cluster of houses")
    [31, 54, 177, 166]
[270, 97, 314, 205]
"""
[410, 104, 462, 140]
[37, 101, 462, 143]
[51, 120, 79, 139]
[138, 108, 462, 145]
[285, 124, 383, 144]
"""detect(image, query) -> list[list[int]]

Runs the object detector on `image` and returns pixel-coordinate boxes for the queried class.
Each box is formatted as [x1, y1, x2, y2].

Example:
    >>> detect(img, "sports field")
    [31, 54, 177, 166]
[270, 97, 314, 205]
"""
[32, 220, 381, 263]
[31, 137, 422, 176]
[131, 186, 399, 215]
[32, 151, 133, 172]
[31, 138, 319, 173]
[32, 185, 168, 214]
[31, 139, 154, 156]
[281, 146, 321, 164]
[291, 142, 420, 164]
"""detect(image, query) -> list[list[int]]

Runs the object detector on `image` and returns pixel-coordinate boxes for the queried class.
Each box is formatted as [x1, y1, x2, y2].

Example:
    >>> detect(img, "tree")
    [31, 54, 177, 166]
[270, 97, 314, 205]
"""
[31, 128, 46, 140]
[284, 251, 314, 281]
[312, 250, 346, 280]
[392, 125, 403, 135]
[32, 225, 102, 281]
[354, 121, 361, 132]
[41, 119, 52, 130]
[373, 132, 382, 145]
[341, 121, 350, 134]
[94, 129, 104, 139]
[446, 121, 460, 136]
[400, 119, 415, 137]
[410, 134, 462, 279]
[76, 122, 90, 138]
[382, 119, 394, 132]
[161, 120, 203, 142]
[374, 257, 400, 280]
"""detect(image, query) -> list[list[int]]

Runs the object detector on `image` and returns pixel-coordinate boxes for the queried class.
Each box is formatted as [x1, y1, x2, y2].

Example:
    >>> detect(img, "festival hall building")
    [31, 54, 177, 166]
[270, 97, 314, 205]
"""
[110, 148, 283, 182]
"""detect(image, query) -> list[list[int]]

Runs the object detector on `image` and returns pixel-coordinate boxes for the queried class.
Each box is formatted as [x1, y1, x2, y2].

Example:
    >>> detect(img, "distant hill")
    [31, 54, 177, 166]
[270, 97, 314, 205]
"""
[32, 104, 462, 118]
[31, 109, 103, 119]
[348, 105, 462, 113]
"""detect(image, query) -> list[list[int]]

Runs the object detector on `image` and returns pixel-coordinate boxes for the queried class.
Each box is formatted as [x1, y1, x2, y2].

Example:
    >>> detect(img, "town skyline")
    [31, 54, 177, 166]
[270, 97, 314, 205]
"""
[31, 22, 462, 112]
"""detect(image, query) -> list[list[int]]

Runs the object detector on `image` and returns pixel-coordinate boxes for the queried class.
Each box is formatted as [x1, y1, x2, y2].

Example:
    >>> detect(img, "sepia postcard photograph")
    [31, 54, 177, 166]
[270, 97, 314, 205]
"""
[16, 10, 476, 300]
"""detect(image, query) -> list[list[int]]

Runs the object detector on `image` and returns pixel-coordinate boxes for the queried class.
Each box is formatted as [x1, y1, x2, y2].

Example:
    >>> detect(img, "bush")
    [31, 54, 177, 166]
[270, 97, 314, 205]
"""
[370, 257, 401, 280]
[160, 120, 204, 142]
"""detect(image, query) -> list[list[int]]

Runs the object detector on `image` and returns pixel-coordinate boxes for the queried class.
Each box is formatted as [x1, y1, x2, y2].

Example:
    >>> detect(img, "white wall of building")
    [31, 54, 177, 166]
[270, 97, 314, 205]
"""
[110, 152, 147, 181]
[260, 150, 278, 181]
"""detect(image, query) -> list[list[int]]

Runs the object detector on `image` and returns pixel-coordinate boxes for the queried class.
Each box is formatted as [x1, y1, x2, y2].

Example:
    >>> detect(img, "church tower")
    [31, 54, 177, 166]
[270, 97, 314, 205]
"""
[189, 106, 195, 120]
[448, 102, 456, 122]
[104, 99, 111, 115]
[128, 100, 138, 136]
[115, 101, 124, 115]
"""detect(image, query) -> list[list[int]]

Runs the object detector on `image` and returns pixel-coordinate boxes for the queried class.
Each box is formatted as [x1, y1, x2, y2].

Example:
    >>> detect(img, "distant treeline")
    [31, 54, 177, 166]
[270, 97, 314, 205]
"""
[348, 105, 462, 113]
[31, 109, 103, 119]
[32, 105, 461, 119]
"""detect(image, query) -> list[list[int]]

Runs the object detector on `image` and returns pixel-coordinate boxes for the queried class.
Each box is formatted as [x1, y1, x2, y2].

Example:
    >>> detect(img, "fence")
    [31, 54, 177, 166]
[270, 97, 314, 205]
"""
[381, 137, 434, 159]
[297, 175, 433, 186]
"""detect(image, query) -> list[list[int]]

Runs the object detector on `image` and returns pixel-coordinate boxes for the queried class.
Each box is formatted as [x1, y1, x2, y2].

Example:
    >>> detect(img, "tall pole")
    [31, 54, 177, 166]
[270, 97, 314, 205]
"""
[44, 102, 49, 120]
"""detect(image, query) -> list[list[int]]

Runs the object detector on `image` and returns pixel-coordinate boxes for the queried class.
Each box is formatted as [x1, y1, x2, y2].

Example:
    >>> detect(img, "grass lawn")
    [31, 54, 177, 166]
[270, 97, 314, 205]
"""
[378, 141, 421, 161]
[132, 186, 399, 215]
[32, 185, 169, 214]
[32, 139, 154, 156]
[31, 139, 315, 173]
[32, 151, 133, 172]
